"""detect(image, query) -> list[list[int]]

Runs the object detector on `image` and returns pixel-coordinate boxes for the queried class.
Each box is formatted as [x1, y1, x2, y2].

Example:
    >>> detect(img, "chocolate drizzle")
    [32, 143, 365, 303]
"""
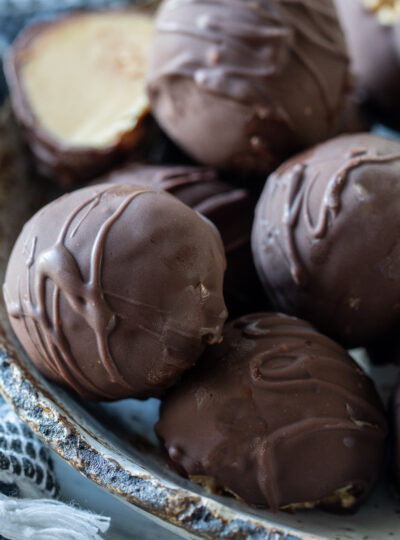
[147, 0, 349, 174]
[252, 133, 400, 347]
[157, 313, 387, 511]
[98, 164, 251, 255]
[4, 184, 227, 400]
[97, 163, 268, 316]
[5, 187, 149, 398]
[266, 149, 400, 285]
[151, 0, 347, 119]
[238, 315, 381, 420]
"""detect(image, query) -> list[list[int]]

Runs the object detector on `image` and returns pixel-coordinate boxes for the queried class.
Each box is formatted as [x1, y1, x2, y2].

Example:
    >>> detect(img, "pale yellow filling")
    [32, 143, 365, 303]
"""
[362, 0, 400, 24]
[282, 485, 357, 511]
[21, 12, 153, 147]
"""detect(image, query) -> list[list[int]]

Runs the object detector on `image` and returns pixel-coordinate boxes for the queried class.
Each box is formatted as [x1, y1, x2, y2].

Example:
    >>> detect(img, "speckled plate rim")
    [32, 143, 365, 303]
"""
[0, 325, 325, 540]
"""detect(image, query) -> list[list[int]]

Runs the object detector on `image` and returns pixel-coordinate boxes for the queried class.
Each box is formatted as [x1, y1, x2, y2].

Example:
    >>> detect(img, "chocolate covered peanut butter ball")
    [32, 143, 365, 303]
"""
[252, 133, 400, 347]
[157, 314, 387, 511]
[3, 184, 227, 400]
[147, 0, 349, 176]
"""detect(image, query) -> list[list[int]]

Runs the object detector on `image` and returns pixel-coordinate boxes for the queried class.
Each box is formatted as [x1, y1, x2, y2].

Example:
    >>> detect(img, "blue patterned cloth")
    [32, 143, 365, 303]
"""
[0, 396, 58, 500]
[0, 396, 110, 539]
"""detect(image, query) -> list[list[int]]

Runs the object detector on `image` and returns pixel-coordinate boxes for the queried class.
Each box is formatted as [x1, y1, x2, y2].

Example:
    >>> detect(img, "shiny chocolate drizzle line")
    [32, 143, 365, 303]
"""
[5, 187, 155, 399]
[234, 314, 386, 510]
[261, 150, 400, 286]
[152, 0, 347, 122]
[150, 167, 249, 227]
[249, 346, 381, 420]
[149, 166, 218, 190]
[141, 167, 251, 253]
[237, 314, 380, 417]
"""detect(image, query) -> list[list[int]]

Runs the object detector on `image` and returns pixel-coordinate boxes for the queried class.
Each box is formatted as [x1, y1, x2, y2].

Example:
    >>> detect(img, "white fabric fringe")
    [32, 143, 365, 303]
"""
[0, 493, 110, 539]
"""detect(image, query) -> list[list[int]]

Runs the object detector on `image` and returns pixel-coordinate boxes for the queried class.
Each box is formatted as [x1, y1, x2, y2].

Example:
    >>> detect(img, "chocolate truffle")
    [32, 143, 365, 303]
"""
[157, 313, 387, 512]
[5, 11, 154, 187]
[97, 164, 268, 315]
[3, 184, 227, 401]
[252, 133, 400, 348]
[334, 0, 400, 127]
[147, 0, 349, 175]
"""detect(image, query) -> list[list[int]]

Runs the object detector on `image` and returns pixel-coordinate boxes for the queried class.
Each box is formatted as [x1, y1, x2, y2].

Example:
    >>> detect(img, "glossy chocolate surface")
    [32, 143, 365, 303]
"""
[98, 164, 268, 315]
[252, 133, 400, 347]
[157, 313, 387, 511]
[3, 184, 227, 400]
[147, 0, 349, 175]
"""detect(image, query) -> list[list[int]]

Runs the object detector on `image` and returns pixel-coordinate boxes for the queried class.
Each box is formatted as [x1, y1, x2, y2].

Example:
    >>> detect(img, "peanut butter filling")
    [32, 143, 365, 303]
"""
[21, 12, 153, 147]
[282, 485, 358, 511]
[190, 475, 358, 512]
[362, 0, 400, 24]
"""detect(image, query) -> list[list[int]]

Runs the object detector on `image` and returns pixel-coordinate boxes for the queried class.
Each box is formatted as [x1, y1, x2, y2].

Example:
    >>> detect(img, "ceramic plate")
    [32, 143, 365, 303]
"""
[0, 104, 399, 540]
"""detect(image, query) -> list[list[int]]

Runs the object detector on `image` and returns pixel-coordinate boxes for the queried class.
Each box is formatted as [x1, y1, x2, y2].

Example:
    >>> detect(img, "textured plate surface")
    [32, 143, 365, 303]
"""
[0, 104, 400, 540]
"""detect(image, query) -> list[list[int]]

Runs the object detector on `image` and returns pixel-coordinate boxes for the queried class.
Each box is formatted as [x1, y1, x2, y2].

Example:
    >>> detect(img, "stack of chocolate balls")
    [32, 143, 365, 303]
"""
[5, 0, 400, 514]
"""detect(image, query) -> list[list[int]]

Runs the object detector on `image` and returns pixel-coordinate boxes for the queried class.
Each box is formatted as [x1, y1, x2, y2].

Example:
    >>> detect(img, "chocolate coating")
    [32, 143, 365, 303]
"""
[334, 0, 400, 127]
[157, 313, 387, 511]
[98, 164, 268, 315]
[330, 93, 373, 137]
[3, 184, 227, 401]
[252, 133, 400, 348]
[147, 0, 349, 175]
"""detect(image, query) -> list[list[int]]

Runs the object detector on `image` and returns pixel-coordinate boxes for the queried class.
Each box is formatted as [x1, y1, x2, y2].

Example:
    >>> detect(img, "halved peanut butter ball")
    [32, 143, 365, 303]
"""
[5, 10, 154, 187]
